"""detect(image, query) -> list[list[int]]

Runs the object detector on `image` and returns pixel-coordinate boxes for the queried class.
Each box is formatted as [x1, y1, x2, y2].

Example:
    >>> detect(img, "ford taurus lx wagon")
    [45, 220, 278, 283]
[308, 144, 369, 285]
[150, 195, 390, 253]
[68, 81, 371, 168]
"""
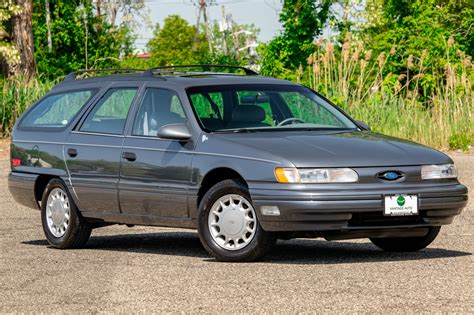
[8, 65, 468, 261]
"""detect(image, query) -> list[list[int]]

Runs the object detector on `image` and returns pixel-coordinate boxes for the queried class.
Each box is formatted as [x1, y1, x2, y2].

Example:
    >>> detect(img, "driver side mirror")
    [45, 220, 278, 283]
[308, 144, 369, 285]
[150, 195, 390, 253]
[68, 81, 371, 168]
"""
[356, 120, 371, 131]
[157, 123, 192, 141]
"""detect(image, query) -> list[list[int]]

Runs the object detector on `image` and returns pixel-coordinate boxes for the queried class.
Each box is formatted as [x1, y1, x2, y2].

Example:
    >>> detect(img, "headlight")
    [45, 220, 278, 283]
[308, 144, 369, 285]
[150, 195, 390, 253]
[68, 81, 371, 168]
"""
[275, 168, 358, 183]
[421, 164, 457, 180]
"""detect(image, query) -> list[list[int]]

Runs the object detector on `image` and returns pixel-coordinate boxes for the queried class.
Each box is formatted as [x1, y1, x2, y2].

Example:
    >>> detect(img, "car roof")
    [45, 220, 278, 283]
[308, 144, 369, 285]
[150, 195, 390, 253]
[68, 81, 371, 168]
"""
[52, 67, 299, 91]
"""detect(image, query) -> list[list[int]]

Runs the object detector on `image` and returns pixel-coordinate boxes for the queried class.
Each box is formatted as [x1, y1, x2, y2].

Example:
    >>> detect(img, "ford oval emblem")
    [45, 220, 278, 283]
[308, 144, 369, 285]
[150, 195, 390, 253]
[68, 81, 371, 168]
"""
[379, 171, 403, 181]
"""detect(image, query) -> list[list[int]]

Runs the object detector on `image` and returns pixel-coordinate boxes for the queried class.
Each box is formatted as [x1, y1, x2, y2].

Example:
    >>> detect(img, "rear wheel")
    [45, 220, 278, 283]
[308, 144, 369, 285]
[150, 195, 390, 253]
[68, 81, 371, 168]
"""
[41, 179, 92, 249]
[197, 179, 276, 262]
[370, 226, 441, 252]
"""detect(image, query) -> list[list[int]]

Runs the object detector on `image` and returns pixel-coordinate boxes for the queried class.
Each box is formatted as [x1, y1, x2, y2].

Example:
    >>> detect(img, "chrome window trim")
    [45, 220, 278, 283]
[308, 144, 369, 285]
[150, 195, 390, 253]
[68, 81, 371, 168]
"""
[70, 131, 125, 138]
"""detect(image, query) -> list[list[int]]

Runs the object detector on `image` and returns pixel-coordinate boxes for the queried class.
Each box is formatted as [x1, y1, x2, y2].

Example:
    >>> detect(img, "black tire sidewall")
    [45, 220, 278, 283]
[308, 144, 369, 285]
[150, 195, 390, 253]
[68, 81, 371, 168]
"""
[197, 179, 274, 261]
[41, 179, 81, 248]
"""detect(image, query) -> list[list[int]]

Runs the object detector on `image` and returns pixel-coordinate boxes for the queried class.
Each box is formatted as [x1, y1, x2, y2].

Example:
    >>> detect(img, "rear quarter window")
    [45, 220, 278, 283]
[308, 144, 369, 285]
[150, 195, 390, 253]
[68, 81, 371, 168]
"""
[19, 89, 96, 129]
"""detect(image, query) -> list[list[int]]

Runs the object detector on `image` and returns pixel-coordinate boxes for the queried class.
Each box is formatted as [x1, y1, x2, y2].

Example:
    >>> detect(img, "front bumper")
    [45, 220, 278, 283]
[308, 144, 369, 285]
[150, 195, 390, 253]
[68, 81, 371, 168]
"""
[250, 182, 468, 232]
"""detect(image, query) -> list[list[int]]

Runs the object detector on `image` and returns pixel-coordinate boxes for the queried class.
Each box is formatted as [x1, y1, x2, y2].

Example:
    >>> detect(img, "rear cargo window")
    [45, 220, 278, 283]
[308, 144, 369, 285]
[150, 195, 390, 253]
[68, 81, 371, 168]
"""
[20, 90, 96, 129]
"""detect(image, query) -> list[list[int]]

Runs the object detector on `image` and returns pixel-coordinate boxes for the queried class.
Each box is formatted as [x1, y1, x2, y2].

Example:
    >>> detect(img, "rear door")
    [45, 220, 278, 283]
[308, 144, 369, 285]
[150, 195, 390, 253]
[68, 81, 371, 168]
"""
[119, 87, 194, 218]
[65, 85, 141, 214]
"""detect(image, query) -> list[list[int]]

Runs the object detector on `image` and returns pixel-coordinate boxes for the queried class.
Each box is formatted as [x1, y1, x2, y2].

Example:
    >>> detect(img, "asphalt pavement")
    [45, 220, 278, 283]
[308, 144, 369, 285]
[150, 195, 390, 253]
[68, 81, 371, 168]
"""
[1, 154, 472, 313]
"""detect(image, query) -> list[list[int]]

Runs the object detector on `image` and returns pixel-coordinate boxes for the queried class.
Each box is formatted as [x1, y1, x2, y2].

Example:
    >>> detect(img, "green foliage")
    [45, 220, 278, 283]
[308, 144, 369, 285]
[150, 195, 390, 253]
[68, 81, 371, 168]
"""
[0, 1, 22, 65]
[32, 0, 135, 77]
[260, 0, 333, 76]
[119, 55, 152, 69]
[147, 15, 208, 66]
[363, 0, 473, 85]
[449, 134, 471, 152]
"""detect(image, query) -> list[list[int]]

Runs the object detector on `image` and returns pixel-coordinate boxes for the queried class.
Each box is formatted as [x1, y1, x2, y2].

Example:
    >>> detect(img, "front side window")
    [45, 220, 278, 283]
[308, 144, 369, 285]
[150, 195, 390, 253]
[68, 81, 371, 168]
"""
[187, 85, 357, 132]
[20, 90, 96, 129]
[132, 88, 186, 137]
[80, 88, 137, 135]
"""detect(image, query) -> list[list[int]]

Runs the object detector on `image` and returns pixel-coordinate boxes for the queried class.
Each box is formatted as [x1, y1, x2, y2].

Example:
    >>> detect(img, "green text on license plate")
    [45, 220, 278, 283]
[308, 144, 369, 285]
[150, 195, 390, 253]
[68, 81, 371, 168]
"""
[384, 195, 418, 216]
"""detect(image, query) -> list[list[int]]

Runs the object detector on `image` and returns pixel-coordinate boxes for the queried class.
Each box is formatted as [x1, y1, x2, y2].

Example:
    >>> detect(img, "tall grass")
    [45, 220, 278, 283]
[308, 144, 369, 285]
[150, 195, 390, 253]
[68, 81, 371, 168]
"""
[1, 77, 54, 137]
[299, 35, 473, 151]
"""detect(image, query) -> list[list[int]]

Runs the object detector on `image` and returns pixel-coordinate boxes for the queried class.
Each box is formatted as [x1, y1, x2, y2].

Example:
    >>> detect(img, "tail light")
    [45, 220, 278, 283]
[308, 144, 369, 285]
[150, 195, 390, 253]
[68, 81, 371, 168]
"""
[11, 158, 21, 167]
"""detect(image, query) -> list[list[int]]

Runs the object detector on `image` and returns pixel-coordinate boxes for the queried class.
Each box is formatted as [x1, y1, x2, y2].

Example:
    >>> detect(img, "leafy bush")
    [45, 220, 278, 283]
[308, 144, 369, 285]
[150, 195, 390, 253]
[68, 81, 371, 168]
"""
[449, 134, 471, 152]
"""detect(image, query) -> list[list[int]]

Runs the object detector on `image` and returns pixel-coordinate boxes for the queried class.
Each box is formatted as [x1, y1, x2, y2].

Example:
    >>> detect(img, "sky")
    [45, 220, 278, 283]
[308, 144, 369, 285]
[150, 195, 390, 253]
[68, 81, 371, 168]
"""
[133, 0, 284, 50]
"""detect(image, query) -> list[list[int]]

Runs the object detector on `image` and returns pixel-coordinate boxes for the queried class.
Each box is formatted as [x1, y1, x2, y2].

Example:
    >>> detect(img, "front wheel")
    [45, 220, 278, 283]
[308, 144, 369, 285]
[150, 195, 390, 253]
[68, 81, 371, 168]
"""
[197, 179, 276, 262]
[370, 226, 441, 252]
[41, 179, 92, 249]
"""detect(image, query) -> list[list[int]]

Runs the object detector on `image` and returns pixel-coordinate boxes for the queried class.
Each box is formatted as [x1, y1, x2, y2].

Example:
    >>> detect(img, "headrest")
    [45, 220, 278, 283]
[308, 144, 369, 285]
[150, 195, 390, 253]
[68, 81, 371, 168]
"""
[240, 95, 271, 104]
[232, 105, 266, 122]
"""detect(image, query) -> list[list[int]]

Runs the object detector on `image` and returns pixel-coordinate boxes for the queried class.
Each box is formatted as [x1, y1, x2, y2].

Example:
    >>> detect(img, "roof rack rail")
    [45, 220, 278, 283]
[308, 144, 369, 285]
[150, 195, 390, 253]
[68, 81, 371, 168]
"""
[64, 68, 144, 81]
[143, 64, 258, 76]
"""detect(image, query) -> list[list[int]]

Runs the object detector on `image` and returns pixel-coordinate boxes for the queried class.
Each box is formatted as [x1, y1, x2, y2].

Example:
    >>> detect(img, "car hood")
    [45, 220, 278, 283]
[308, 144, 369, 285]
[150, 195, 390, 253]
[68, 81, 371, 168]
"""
[221, 131, 451, 167]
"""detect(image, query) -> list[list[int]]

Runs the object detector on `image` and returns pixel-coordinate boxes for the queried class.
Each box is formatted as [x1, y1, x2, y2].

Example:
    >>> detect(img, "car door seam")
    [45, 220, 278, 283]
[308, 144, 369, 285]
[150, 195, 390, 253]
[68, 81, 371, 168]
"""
[62, 143, 80, 201]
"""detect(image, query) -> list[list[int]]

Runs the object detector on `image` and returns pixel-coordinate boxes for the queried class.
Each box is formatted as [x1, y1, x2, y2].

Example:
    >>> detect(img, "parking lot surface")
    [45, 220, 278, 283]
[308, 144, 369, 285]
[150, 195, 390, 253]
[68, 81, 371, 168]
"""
[0, 154, 472, 313]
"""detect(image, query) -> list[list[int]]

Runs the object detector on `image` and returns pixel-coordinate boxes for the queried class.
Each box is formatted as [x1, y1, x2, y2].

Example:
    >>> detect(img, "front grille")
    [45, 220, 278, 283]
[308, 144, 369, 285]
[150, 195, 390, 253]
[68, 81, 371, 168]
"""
[348, 211, 425, 227]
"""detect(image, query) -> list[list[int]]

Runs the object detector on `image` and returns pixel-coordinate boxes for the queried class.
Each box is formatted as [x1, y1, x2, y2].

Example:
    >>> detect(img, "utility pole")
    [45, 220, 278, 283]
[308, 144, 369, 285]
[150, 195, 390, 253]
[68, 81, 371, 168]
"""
[220, 5, 228, 55]
[194, 0, 213, 53]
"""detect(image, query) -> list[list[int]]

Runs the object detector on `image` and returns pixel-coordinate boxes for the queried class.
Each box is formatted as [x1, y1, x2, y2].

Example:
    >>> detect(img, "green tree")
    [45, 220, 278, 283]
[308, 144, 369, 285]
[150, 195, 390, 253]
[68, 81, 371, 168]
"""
[147, 15, 208, 66]
[363, 0, 473, 83]
[32, 0, 136, 77]
[260, 0, 333, 76]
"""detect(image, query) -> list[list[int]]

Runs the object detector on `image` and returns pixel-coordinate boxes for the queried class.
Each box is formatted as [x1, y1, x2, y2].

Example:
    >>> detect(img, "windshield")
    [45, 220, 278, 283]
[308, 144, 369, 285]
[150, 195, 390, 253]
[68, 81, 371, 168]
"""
[187, 84, 357, 132]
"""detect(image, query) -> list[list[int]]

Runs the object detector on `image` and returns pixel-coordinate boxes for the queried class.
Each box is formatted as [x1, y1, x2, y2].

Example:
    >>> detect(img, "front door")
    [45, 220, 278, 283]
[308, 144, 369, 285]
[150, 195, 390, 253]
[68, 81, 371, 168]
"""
[65, 87, 139, 214]
[119, 87, 194, 218]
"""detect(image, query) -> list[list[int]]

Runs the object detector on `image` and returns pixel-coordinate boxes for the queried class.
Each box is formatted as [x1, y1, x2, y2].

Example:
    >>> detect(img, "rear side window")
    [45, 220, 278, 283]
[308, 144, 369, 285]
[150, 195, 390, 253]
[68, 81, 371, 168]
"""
[20, 90, 95, 129]
[80, 88, 137, 135]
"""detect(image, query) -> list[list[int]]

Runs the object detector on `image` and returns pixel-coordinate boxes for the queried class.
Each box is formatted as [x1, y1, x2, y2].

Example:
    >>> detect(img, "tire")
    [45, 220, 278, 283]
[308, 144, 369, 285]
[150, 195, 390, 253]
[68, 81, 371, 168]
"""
[41, 179, 92, 249]
[197, 179, 276, 262]
[370, 226, 441, 252]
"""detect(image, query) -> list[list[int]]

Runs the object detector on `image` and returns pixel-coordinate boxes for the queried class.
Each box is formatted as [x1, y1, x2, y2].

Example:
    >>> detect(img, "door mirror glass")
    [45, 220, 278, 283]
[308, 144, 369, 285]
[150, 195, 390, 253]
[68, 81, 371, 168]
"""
[356, 120, 370, 131]
[157, 123, 192, 141]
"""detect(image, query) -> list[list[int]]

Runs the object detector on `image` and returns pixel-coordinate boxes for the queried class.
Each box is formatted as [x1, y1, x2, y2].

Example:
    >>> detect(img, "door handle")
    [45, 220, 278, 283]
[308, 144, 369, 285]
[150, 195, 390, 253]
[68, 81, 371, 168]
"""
[122, 152, 137, 162]
[67, 148, 78, 158]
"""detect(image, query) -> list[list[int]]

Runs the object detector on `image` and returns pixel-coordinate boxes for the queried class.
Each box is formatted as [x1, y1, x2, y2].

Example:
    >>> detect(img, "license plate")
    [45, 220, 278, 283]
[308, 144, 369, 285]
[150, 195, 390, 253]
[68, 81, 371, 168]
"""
[384, 195, 418, 216]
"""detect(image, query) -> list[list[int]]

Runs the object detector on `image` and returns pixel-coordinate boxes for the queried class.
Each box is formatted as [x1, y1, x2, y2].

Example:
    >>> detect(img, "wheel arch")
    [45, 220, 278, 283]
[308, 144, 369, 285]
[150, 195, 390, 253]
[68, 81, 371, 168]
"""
[34, 174, 59, 205]
[197, 167, 247, 207]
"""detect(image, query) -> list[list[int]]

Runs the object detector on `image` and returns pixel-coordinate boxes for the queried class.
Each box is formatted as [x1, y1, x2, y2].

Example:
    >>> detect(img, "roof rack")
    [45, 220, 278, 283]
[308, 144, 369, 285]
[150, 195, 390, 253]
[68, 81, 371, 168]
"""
[143, 64, 258, 76]
[64, 68, 144, 81]
[63, 64, 258, 81]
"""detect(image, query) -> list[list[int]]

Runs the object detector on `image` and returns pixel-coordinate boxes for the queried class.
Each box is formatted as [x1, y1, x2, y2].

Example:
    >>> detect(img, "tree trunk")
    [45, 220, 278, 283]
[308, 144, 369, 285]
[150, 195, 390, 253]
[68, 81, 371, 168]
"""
[45, 0, 52, 52]
[10, 0, 36, 79]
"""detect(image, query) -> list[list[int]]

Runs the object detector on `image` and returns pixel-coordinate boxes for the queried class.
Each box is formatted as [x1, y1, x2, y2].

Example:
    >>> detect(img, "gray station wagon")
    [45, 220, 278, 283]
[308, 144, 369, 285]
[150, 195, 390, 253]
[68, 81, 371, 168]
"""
[8, 65, 468, 261]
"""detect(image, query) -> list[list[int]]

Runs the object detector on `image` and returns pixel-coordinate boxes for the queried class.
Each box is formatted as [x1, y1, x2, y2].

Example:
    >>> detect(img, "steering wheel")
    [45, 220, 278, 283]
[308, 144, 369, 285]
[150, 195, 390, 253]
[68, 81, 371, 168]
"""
[277, 117, 305, 126]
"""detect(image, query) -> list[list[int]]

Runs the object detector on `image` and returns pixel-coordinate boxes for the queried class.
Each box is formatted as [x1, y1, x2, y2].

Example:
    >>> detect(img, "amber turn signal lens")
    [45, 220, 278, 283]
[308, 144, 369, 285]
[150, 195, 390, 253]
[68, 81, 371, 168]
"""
[275, 168, 300, 183]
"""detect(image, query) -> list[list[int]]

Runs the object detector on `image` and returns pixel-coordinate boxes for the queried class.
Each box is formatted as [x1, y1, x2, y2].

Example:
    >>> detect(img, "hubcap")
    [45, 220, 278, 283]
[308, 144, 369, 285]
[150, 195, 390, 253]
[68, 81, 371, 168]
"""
[208, 194, 257, 251]
[46, 188, 70, 237]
